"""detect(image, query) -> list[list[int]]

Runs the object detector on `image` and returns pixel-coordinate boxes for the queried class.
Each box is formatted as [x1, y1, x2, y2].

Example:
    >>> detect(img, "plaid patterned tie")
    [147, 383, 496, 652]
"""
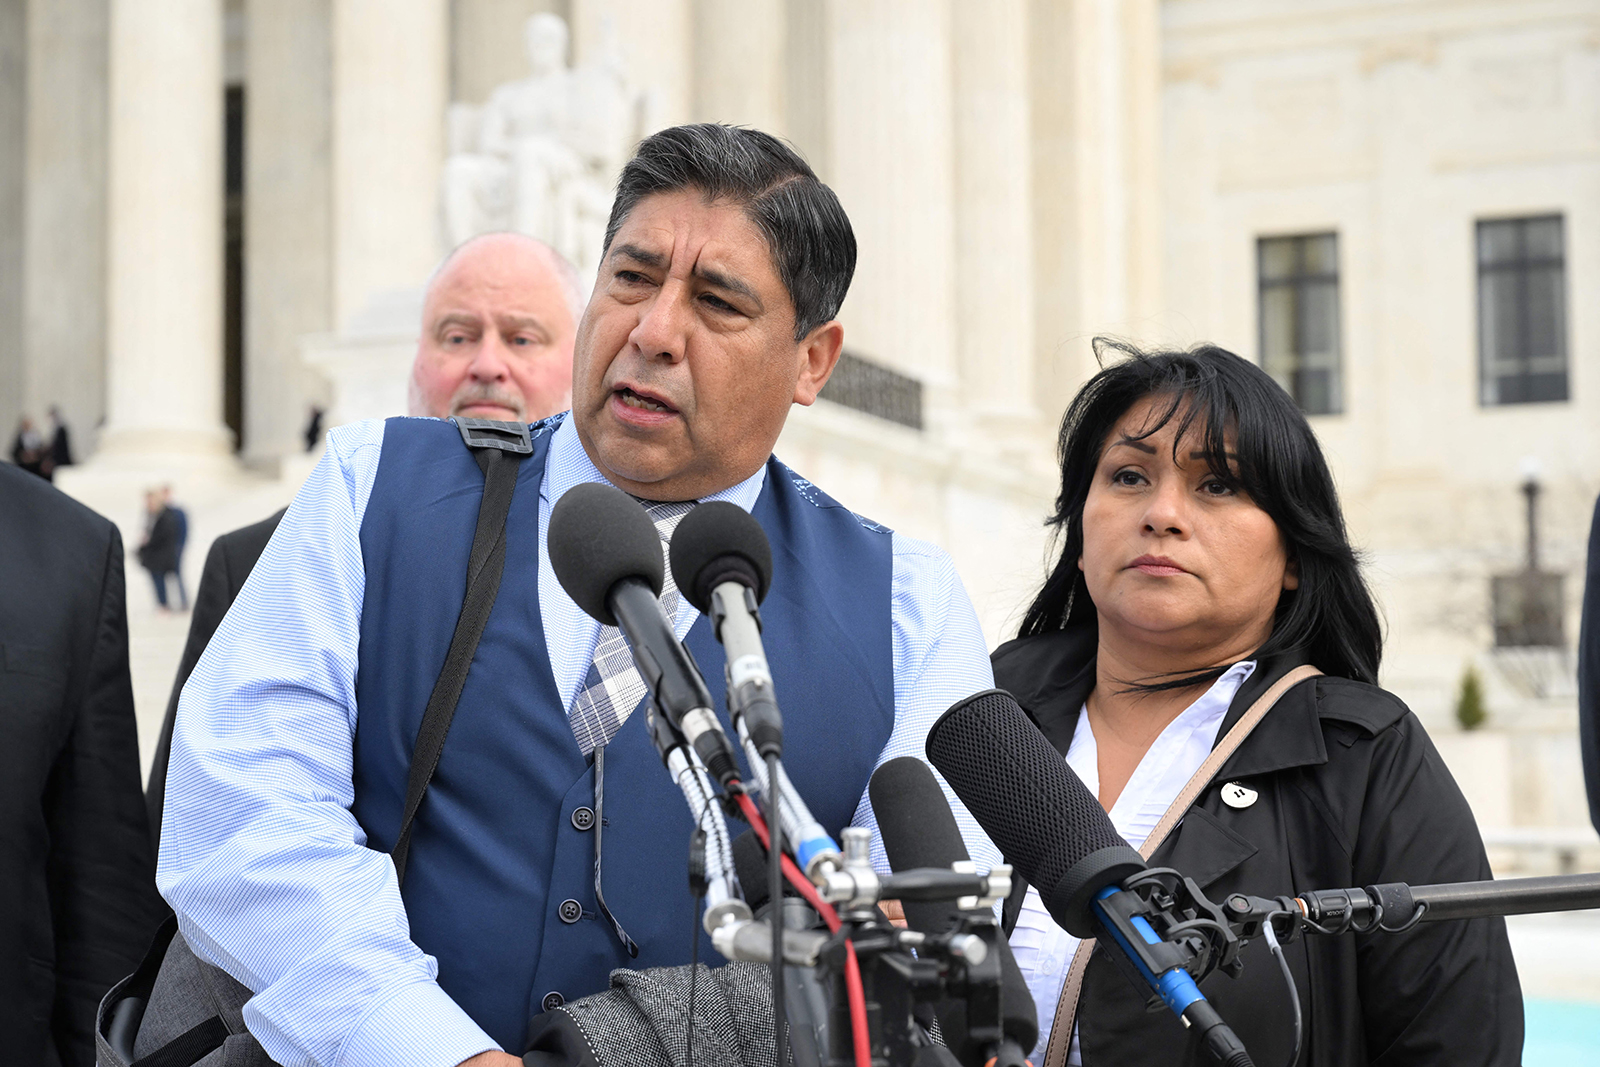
[568, 498, 697, 756]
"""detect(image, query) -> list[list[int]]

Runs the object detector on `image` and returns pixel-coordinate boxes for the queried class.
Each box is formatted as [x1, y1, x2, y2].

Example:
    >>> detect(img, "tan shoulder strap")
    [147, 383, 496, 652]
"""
[1040, 664, 1322, 1067]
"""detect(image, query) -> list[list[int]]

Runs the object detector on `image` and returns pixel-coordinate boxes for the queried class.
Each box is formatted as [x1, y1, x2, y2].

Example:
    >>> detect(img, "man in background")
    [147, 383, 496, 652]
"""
[146, 232, 582, 842]
[136, 489, 186, 611]
[48, 405, 74, 471]
[0, 461, 165, 1066]
[11, 415, 49, 478]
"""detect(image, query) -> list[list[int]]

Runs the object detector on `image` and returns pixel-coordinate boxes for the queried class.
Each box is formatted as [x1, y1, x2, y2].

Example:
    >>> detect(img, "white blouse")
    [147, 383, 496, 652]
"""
[1009, 660, 1256, 1064]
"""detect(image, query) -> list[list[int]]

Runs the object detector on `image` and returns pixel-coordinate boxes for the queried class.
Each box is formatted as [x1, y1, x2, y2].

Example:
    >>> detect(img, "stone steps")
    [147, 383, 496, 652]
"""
[56, 446, 325, 784]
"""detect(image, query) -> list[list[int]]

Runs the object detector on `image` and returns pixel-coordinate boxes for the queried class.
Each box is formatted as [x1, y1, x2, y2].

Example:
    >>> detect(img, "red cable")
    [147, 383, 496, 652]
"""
[733, 791, 870, 1067]
[843, 941, 873, 1067]
[733, 792, 840, 931]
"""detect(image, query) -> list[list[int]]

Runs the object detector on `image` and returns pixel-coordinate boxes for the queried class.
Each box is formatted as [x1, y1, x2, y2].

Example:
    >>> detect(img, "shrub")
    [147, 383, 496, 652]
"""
[1456, 664, 1488, 731]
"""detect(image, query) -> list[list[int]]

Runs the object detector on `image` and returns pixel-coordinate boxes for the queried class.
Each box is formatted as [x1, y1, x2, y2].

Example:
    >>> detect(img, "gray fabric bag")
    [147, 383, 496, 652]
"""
[526, 962, 778, 1067]
[96, 920, 272, 1067]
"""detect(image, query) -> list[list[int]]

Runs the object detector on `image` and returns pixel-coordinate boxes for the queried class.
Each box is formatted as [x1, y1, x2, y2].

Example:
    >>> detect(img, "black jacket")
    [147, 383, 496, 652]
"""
[1579, 493, 1600, 834]
[992, 627, 1523, 1067]
[146, 509, 284, 847]
[136, 507, 182, 575]
[0, 463, 166, 1066]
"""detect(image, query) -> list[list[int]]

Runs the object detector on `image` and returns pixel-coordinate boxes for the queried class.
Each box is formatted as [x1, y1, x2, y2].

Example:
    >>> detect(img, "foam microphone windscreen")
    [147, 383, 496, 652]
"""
[668, 500, 773, 614]
[870, 756, 1039, 1056]
[869, 756, 971, 934]
[926, 689, 1145, 938]
[547, 482, 664, 626]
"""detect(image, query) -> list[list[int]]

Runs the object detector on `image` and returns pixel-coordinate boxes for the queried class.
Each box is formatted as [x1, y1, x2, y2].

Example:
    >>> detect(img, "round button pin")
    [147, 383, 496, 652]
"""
[558, 898, 583, 923]
[1221, 781, 1258, 809]
[542, 991, 565, 1011]
[571, 806, 595, 831]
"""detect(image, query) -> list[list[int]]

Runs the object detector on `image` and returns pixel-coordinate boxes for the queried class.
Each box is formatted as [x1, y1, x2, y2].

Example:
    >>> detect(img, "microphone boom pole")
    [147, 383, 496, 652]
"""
[1227, 871, 1600, 936]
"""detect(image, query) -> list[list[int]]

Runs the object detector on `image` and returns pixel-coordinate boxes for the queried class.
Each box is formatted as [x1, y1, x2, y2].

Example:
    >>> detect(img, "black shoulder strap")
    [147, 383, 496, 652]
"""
[391, 418, 533, 884]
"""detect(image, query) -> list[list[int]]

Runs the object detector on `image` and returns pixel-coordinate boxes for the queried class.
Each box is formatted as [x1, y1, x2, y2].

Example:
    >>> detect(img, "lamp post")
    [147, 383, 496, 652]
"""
[1519, 455, 1542, 574]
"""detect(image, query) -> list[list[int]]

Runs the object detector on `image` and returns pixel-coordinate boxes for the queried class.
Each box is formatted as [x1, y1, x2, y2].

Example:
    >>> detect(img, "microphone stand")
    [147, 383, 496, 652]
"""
[644, 698, 750, 937]
[810, 831, 1018, 1067]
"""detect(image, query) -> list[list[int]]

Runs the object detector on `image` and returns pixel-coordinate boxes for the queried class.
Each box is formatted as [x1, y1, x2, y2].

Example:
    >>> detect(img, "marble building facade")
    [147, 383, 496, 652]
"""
[1, 0, 1596, 840]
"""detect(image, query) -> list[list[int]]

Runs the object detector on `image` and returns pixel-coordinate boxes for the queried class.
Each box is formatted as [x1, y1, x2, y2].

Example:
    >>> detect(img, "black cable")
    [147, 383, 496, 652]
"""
[768, 752, 787, 1067]
[1381, 899, 1429, 933]
[688, 827, 707, 1067]
[1262, 918, 1301, 1067]
[592, 745, 638, 957]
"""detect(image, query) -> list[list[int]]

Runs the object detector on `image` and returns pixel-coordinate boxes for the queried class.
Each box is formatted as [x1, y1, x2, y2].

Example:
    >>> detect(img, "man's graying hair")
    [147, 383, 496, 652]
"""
[603, 124, 856, 341]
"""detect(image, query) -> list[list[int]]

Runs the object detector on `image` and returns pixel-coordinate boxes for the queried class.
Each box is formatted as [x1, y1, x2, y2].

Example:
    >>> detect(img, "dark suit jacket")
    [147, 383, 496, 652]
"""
[0, 462, 165, 1067]
[145, 509, 285, 846]
[1581, 494, 1600, 834]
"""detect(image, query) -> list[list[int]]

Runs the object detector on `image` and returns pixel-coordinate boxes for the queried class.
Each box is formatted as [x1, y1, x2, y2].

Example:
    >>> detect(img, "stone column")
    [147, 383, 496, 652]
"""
[825, 0, 958, 391]
[0, 0, 23, 443]
[570, 0, 693, 132]
[953, 0, 1035, 421]
[692, 0, 785, 135]
[1029, 0, 1163, 417]
[783, 0, 830, 173]
[242, 0, 333, 466]
[331, 0, 448, 331]
[22, 0, 112, 456]
[100, 0, 232, 461]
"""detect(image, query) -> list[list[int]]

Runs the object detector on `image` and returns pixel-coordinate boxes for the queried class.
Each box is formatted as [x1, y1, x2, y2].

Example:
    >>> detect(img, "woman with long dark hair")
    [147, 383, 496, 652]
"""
[997, 341, 1521, 1066]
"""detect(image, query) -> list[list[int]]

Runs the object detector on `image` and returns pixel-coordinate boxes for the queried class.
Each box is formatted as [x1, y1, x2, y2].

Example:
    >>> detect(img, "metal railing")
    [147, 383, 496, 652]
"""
[818, 351, 923, 431]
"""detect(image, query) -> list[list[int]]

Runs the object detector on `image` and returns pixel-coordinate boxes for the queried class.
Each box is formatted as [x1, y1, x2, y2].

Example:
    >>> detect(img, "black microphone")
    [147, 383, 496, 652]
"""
[547, 482, 739, 787]
[927, 690, 1255, 1067]
[924, 691, 1143, 938]
[670, 503, 841, 880]
[870, 757, 1038, 1067]
[669, 501, 781, 756]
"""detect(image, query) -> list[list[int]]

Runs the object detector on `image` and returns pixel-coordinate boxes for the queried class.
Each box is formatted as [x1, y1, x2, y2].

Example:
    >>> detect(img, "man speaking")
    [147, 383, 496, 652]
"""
[159, 124, 998, 1067]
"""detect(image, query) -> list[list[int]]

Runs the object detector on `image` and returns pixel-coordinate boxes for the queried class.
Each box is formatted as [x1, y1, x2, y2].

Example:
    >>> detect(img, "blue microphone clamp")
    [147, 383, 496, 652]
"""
[1089, 868, 1253, 1065]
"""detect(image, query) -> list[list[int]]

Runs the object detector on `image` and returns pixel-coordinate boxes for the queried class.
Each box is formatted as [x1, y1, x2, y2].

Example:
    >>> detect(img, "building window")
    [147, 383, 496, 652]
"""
[1478, 215, 1568, 405]
[1258, 233, 1341, 415]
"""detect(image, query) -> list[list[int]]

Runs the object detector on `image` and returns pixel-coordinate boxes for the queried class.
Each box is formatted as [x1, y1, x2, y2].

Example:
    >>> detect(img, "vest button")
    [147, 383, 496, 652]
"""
[558, 898, 583, 924]
[542, 991, 565, 1012]
[571, 806, 595, 831]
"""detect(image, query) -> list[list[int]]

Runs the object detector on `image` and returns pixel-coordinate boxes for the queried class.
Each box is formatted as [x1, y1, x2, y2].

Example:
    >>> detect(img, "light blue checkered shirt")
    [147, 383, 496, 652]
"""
[159, 414, 1001, 1067]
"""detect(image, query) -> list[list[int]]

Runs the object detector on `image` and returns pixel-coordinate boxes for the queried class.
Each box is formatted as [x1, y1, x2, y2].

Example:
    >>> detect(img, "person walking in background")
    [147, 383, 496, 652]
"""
[0, 461, 166, 1066]
[163, 485, 190, 609]
[48, 405, 74, 471]
[303, 403, 324, 452]
[11, 415, 49, 479]
[136, 489, 185, 612]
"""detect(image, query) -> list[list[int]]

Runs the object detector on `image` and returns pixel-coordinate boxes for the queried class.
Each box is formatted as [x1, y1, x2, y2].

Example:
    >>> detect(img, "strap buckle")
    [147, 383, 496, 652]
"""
[451, 416, 533, 455]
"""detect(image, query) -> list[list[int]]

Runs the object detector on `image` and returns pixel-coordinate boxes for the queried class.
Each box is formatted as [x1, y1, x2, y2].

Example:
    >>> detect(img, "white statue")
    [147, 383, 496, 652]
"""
[442, 14, 641, 279]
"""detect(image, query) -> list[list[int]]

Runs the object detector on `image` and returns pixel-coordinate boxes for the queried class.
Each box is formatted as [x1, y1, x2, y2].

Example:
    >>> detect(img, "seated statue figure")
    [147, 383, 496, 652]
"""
[442, 13, 636, 277]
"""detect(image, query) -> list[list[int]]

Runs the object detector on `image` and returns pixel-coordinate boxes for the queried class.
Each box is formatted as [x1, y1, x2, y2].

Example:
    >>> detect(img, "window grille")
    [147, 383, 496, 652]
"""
[1491, 572, 1565, 648]
[818, 350, 923, 430]
[1478, 215, 1568, 405]
[1258, 233, 1342, 416]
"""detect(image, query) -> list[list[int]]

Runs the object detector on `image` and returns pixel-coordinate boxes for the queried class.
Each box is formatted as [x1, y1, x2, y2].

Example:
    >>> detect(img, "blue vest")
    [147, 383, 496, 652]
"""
[350, 416, 896, 1050]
